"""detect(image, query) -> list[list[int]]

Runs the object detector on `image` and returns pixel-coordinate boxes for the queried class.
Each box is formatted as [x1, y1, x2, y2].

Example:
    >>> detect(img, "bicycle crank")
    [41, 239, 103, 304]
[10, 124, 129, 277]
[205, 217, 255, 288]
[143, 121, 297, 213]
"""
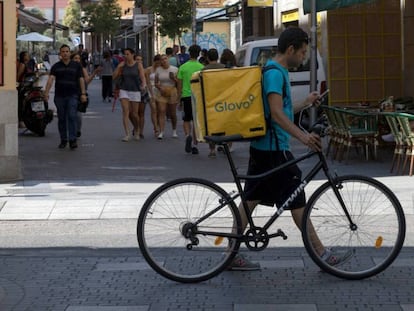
[245, 227, 269, 251]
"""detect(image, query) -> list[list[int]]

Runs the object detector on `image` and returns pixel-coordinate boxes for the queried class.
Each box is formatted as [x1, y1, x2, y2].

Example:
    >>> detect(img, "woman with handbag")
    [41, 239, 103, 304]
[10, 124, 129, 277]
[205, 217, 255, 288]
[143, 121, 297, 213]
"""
[154, 54, 179, 139]
[71, 53, 100, 138]
[112, 48, 146, 142]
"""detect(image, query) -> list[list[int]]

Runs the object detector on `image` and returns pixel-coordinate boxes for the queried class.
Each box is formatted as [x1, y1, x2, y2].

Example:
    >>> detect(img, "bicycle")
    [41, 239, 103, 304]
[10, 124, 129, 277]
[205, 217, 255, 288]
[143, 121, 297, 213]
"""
[137, 134, 406, 283]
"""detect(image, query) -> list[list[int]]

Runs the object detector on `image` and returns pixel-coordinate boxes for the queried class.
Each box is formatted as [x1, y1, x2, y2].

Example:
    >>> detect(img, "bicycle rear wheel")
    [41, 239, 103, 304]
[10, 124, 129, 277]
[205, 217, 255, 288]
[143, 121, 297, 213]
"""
[137, 178, 241, 283]
[302, 175, 405, 280]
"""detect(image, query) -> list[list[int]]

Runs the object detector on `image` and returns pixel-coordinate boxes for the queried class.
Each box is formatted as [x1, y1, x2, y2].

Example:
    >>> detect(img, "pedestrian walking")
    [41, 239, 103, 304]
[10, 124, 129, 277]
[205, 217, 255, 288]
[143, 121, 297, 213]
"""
[216, 48, 237, 153]
[135, 54, 148, 139]
[178, 45, 190, 65]
[220, 48, 237, 68]
[16, 51, 33, 129]
[201, 48, 226, 158]
[145, 54, 162, 137]
[112, 47, 146, 142]
[100, 51, 115, 103]
[177, 44, 204, 154]
[71, 52, 100, 138]
[44, 44, 87, 150]
[154, 54, 179, 139]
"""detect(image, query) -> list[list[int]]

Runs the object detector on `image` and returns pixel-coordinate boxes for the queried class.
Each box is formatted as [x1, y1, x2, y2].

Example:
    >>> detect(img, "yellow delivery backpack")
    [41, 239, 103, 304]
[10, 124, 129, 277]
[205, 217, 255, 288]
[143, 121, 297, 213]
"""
[191, 66, 266, 142]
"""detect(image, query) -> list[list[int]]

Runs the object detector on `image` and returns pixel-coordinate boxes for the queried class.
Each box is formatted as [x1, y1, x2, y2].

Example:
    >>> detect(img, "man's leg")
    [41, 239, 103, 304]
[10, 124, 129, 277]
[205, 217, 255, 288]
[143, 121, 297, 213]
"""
[236, 200, 259, 232]
[291, 207, 325, 256]
[54, 97, 67, 142]
[67, 96, 79, 142]
[227, 200, 261, 271]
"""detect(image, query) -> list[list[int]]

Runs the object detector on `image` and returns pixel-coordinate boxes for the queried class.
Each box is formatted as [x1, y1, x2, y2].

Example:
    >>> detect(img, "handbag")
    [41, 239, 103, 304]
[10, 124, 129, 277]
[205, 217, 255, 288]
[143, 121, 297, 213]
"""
[77, 93, 89, 113]
[142, 90, 151, 105]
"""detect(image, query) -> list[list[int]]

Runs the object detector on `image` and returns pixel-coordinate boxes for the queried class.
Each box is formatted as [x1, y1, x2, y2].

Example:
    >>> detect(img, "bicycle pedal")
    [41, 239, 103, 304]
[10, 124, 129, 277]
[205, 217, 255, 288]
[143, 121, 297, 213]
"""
[277, 229, 288, 240]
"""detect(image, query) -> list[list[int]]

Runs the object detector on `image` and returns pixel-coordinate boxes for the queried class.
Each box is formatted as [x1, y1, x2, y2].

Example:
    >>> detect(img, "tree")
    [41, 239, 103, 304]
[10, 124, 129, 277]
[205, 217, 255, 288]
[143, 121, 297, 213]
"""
[145, 0, 192, 41]
[82, 0, 122, 40]
[63, 0, 82, 34]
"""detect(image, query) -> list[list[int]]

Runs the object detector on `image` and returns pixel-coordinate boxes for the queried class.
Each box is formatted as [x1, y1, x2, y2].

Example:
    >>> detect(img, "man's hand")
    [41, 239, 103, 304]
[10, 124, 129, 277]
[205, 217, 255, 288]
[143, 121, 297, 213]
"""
[80, 94, 87, 103]
[302, 132, 322, 152]
[305, 91, 320, 107]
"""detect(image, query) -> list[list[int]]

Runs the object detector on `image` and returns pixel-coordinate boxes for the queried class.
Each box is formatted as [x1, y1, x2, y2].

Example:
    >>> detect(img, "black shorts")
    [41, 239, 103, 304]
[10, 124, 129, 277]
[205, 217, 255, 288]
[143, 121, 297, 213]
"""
[244, 147, 305, 209]
[181, 97, 193, 122]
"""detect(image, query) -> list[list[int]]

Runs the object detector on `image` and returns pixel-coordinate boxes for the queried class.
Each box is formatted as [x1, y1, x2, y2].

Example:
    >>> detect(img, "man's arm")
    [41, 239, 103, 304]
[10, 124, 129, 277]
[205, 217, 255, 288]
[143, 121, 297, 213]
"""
[176, 78, 183, 101]
[43, 74, 55, 102]
[292, 92, 320, 114]
[79, 76, 87, 102]
[268, 93, 321, 151]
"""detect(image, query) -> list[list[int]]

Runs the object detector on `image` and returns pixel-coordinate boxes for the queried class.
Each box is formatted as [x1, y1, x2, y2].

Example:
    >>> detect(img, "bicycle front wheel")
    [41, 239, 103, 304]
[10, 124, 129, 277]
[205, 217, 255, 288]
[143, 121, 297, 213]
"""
[302, 175, 405, 280]
[137, 178, 241, 283]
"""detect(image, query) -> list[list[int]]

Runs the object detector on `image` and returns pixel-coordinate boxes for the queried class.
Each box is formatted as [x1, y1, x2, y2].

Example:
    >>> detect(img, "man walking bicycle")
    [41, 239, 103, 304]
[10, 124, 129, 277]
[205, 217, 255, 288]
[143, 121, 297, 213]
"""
[228, 27, 352, 270]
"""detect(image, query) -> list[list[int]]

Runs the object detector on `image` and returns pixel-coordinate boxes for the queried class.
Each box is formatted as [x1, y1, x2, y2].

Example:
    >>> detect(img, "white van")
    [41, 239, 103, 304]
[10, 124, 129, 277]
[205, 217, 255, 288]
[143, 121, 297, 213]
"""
[235, 38, 327, 105]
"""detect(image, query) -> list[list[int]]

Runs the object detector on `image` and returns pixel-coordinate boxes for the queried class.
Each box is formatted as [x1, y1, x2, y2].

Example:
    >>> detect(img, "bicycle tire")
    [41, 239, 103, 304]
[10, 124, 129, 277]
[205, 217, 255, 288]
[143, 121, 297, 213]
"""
[137, 178, 242, 283]
[302, 175, 405, 280]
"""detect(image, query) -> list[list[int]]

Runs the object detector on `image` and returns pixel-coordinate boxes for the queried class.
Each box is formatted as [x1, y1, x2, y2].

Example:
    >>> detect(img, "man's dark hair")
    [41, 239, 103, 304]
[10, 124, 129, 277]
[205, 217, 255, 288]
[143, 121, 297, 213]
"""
[60, 44, 70, 51]
[206, 48, 219, 62]
[188, 44, 201, 59]
[123, 47, 135, 55]
[277, 27, 309, 54]
[166, 47, 173, 56]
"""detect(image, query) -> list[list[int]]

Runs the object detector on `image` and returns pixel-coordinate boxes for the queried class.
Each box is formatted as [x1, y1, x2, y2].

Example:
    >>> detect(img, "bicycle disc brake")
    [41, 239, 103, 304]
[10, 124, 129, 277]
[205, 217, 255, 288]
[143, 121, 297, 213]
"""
[245, 227, 269, 251]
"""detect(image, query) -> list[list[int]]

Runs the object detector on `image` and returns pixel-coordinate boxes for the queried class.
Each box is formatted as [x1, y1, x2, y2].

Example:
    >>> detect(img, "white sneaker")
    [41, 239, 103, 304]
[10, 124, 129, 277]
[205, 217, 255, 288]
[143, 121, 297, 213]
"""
[157, 132, 164, 140]
[122, 135, 130, 142]
[134, 134, 140, 141]
[172, 130, 178, 138]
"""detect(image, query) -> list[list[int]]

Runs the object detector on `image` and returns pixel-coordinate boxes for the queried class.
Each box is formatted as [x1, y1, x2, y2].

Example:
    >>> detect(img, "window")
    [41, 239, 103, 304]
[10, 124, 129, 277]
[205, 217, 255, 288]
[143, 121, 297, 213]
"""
[251, 45, 316, 72]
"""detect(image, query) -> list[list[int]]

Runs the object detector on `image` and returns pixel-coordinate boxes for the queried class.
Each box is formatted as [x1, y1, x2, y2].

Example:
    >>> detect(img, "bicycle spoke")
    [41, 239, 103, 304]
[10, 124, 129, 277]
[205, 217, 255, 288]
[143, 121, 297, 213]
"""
[137, 178, 240, 283]
[303, 175, 405, 280]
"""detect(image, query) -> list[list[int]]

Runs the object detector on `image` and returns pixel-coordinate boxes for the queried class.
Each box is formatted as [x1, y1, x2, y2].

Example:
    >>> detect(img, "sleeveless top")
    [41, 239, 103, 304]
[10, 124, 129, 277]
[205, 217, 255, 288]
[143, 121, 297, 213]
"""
[149, 68, 156, 87]
[120, 62, 141, 92]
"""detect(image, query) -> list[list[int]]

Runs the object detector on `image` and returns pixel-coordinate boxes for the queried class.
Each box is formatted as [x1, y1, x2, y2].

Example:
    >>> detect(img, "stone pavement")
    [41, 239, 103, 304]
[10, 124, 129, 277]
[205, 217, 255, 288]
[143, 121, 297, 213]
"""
[1, 79, 414, 310]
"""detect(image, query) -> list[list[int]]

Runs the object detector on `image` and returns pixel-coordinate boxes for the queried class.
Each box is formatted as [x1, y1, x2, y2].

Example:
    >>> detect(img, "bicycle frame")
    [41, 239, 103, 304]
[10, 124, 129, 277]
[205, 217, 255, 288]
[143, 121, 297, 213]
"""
[194, 142, 356, 243]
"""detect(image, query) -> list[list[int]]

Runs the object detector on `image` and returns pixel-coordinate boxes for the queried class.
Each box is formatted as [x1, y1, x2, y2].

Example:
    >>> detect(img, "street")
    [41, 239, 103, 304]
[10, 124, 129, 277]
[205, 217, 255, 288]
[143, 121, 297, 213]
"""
[0, 79, 414, 311]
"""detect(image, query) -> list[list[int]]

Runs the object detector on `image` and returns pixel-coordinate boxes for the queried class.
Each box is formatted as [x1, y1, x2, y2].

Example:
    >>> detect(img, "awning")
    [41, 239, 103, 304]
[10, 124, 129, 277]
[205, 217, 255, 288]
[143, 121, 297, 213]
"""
[303, 0, 378, 14]
[196, 2, 241, 23]
[18, 8, 68, 33]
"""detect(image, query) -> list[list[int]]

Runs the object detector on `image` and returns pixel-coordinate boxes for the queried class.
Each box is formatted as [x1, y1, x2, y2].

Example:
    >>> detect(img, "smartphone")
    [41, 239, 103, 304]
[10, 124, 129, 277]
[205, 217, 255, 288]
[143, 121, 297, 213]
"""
[169, 72, 175, 79]
[319, 89, 329, 100]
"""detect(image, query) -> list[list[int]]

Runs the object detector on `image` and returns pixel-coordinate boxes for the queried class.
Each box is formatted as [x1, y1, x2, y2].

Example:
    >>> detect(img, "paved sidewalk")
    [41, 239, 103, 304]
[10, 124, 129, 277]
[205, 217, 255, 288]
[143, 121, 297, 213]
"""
[1, 247, 414, 311]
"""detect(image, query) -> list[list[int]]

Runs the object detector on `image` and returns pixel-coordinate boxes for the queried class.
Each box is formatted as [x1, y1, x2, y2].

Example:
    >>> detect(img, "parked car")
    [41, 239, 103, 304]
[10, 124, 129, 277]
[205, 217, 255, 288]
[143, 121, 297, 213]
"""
[235, 38, 327, 106]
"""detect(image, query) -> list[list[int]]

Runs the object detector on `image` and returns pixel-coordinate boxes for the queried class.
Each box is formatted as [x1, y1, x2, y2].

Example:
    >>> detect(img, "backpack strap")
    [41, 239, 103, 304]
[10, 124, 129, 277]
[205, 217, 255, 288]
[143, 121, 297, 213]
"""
[262, 64, 287, 99]
[262, 64, 288, 152]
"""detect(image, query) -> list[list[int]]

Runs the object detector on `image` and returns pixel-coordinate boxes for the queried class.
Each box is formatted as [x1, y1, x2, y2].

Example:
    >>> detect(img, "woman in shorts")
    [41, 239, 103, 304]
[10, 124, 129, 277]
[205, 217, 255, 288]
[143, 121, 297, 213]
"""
[154, 54, 179, 139]
[112, 48, 146, 141]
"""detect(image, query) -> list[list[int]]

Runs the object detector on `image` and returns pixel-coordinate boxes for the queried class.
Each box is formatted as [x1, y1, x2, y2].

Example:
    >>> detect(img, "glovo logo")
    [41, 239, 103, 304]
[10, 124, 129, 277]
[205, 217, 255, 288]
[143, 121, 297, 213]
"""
[215, 94, 256, 112]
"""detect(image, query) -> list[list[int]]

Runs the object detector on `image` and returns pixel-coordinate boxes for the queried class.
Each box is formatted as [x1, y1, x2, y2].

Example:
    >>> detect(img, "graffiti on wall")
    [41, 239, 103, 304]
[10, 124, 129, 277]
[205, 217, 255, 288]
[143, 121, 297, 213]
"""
[159, 32, 229, 56]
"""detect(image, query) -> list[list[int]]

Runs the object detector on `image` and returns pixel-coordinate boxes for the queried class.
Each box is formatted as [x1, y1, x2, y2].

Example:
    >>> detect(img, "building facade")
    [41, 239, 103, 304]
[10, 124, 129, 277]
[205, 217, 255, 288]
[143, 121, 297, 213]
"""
[0, 1, 20, 181]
